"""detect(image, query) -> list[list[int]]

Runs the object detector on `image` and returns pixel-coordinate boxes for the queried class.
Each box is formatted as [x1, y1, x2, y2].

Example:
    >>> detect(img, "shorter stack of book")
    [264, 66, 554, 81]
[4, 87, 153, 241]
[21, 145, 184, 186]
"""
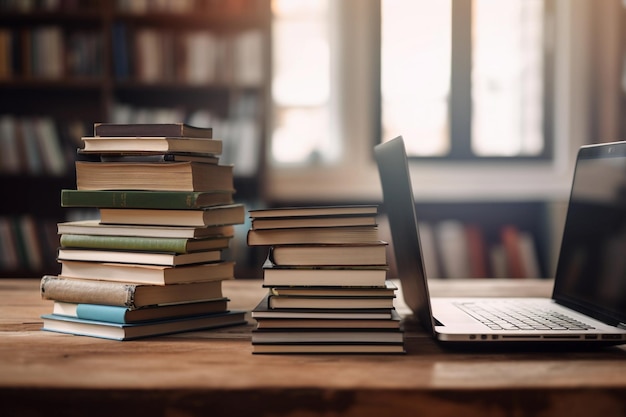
[40, 123, 247, 340]
[247, 205, 405, 354]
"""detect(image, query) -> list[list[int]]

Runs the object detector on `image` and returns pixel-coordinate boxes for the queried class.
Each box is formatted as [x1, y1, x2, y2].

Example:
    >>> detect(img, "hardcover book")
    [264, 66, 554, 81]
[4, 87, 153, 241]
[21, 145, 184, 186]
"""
[75, 161, 234, 192]
[268, 242, 388, 266]
[59, 260, 235, 285]
[59, 233, 231, 253]
[61, 190, 234, 209]
[248, 205, 378, 219]
[93, 123, 212, 138]
[57, 220, 234, 239]
[52, 298, 229, 324]
[80, 136, 222, 154]
[98, 204, 245, 227]
[247, 226, 380, 246]
[262, 261, 388, 287]
[41, 310, 246, 341]
[40, 276, 225, 309]
[56, 248, 222, 267]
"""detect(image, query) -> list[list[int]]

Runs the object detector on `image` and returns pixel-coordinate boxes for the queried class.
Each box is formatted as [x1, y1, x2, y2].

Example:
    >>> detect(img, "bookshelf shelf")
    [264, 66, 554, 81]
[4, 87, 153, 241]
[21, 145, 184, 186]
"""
[0, 0, 272, 278]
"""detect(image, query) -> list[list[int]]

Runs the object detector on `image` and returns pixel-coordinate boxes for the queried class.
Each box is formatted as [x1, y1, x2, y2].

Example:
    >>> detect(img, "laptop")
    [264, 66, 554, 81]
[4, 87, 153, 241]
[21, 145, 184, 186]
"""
[375, 136, 626, 345]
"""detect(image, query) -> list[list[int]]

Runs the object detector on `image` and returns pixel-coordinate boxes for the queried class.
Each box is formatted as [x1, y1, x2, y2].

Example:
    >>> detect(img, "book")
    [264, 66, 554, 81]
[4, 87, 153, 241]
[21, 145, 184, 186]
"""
[255, 309, 402, 330]
[99, 204, 245, 227]
[98, 153, 219, 164]
[251, 329, 404, 344]
[59, 260, 234, 285]
[251, 215, 377, 230]
[251, 295, 394, 320]
[267, 296, 395, 310]
[52, 298, 229, 324]
[93, 123, 213, 138]
[57, 248, 222, 266]
[59, 233, 230, 253]
[80, 136, 223, 155]
[57, 220, 234, 239]
[40, 276, 225, 309]
[248, 205, 378, 219]
[268, 242, 388, 266]
[247, 226, 380, 246]
[269, 281, 397, 297]
[41, 310, 246, 340]
[75, 161, 234, 192]
[251, 344, 405, 354]
[262, 261, 388, 287]
[61, 190, 233, 209]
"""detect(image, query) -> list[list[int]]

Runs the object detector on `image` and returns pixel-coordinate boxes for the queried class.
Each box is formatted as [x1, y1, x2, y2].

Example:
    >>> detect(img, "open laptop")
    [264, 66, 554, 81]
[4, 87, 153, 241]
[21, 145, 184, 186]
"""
[375, 136, 626, 345]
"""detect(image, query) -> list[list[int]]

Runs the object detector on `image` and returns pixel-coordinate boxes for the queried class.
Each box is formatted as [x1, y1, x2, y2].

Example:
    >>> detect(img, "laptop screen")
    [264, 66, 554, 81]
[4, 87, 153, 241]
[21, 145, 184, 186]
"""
[553, 142, 626, 326]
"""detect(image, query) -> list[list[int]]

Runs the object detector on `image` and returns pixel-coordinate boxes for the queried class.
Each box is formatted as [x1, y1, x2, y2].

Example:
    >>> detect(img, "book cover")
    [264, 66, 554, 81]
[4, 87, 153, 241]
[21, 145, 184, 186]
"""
[75, 161, 234, 192]
[80, 136, 223, 155]
[52, 298, 229, 324]
[251, 344, 405, 354]
[56, 248, 222, 267]
[61, 190, 234, 209]
[59, 260, 235, 285]
[255, 309, 402, 330]
[93, 123, 213, 138]
[57, 220, 234, 239]
[251, 329, 404, 344]
[40, 275, 225, 309]
[98, 204, 245, 227]
[270, 281, 397, 297]
[247, 226, 380, 246]
[59, 233, 230, 253]
[41, 310, 246, 340]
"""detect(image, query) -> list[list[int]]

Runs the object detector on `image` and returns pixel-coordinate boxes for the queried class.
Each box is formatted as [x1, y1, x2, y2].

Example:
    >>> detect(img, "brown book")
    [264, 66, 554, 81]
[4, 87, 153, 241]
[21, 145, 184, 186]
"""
[75, 161, 234, 192]
[57, 220, 234, 239]
[247, 226, 380, 246]
[99, 204, 245, 227]
[268, 242, 388, 266]
[262, 260, 388, 287]
[93, 123, 212, 138]
[40, 275, 225, 309]
[58, 260, 235, 285]
[249, 205, 378, 219]
[251, 215, 377, 230]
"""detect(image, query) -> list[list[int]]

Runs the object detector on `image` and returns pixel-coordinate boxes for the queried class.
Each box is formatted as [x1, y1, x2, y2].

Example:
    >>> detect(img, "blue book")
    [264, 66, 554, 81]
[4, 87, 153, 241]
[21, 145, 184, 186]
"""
[41, 310, 247, 340]
[52, 299, 229, 324]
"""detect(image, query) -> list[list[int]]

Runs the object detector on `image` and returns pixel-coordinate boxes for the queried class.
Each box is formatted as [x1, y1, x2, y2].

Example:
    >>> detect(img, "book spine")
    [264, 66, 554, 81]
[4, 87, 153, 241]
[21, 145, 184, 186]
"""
[61, 190, 202, 209]
[59, 234, 189, 253]
[40, 275, 135, 308]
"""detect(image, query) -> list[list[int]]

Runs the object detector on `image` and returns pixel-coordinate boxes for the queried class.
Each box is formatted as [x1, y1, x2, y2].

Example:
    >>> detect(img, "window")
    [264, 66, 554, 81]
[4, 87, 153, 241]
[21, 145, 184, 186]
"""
[381, 0, 553, 160]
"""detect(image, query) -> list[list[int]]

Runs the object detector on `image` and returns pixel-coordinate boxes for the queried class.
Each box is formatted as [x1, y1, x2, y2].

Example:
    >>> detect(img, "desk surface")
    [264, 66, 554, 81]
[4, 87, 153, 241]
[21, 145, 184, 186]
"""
[1, 278, 625, 417]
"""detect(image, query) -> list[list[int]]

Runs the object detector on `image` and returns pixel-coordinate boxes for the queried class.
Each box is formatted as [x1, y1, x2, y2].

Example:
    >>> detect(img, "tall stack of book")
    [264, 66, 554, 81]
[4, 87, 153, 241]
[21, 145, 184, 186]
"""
[247, 205, 405, 354]
[40, 123, 247, 340]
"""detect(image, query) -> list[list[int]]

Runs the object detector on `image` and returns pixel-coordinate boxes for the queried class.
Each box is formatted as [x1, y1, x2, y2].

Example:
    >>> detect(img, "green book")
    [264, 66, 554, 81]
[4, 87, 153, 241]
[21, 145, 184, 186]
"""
[59, 234, 230, 253]
[61, 190, 233, 209]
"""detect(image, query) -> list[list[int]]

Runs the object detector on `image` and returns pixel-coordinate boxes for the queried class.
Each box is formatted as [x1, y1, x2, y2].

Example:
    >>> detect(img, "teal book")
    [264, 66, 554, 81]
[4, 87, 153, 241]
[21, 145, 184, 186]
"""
[59, 233, 231, 253]
[41, 310, 247, 340]
[61, 190, 233, 209]
[52, 299, 229, 324]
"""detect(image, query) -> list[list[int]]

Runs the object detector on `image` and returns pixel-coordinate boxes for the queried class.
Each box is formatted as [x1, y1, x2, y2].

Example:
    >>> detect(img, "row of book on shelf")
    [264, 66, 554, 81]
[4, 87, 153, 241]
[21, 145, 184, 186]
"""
[417, 220, 543, 279]
[0, 99, 260, 176]
[0, 215, 58, 273]
[40, 122, 248, 340]
[0, 25, 263, 86]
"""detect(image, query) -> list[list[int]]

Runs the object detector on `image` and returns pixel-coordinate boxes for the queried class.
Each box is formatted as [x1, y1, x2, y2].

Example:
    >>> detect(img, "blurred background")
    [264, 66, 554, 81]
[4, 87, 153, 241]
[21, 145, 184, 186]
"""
[0, 0, 621, 279]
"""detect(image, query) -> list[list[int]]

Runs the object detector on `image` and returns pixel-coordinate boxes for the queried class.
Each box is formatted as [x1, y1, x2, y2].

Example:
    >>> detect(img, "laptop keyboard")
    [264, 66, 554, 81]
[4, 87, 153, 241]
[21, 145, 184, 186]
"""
[454, 301, 596, 331]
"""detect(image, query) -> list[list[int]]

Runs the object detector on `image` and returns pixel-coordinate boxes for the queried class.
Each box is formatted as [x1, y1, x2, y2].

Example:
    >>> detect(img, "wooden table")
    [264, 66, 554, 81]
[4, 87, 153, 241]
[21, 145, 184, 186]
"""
[1, 278, 625, 417]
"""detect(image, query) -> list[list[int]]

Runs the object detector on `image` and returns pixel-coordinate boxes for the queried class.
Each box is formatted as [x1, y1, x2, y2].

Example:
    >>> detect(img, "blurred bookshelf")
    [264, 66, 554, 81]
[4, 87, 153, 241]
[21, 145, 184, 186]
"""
[0, 0, 271, 278]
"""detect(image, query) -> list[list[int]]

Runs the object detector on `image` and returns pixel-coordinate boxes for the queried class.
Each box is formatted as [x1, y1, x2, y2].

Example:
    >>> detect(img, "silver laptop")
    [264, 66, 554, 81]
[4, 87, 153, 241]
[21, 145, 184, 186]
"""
[375, 136, 626, 345]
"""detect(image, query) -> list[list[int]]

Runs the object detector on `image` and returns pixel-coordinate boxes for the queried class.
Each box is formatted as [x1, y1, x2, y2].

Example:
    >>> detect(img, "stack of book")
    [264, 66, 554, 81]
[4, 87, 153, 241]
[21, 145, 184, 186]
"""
[247, 205, 405, 354]
[40, 122, 247, 340]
